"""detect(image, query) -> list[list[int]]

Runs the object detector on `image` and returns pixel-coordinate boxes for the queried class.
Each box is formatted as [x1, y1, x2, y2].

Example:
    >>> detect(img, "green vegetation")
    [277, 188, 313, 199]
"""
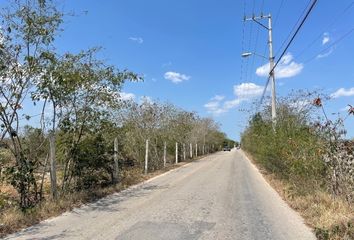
[241, 91, 353, 240]
[0, 0, 231, 236]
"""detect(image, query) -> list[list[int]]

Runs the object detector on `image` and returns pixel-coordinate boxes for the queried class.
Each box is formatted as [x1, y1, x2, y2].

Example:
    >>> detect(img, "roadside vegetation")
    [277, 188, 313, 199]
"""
[0, 0, 233, 236]
[241, 91, 354, 240]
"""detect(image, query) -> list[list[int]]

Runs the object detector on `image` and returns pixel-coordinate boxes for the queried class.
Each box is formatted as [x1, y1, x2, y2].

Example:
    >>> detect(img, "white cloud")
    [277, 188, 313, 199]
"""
[256, 53, 303, 79]
[204, 101, 219, 109]
[317, 33, 335, 59]
[211, 95, 225, 101]
[204, 95, 225, 115]
[204, 102, 227, 116]
[234, 83, 264, 99]
[331, 87, 354, 98]
[119, 92, 136, 101]
[205, 95, 229, 115]
[322, 32, 330, 45]
[224, 99, 242, 110]
[129, 37, 144, 44]
[204, 101, 220, 111]
[164, 71, 191, 84]
[316, 47, 334, 59]
[204, 83, 264, 115]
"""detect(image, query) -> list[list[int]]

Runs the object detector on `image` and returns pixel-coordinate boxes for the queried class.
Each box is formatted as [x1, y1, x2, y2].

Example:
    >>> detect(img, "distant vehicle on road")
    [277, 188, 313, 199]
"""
[223, 146, 231, 151]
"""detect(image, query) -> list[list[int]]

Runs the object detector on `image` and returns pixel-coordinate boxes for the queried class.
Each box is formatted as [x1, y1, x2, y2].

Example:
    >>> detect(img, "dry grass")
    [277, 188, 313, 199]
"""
[266, 173, 353, 240]
[245, 151, 354, 240]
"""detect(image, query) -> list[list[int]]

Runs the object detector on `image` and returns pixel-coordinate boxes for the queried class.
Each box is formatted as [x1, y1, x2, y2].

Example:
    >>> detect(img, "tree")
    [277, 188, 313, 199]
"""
[37, 49, 142, 191]
[0, 0, 62, 208]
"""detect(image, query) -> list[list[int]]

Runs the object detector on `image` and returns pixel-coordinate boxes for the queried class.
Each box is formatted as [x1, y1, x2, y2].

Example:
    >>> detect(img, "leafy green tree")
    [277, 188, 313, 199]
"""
[42, 49, 142, 191]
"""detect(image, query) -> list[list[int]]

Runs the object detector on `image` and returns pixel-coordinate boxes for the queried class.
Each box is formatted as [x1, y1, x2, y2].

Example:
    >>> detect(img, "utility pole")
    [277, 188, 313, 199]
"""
[113, 137, 119, 183]
[183, 143, 186, 161]
[163, 141, 167, 168]
[49, 133, 57, 199]
[244, 14, 276, 125]
[145, 139, 149, 174]
[175, 142, 178, 164]
[190, 143, 193, 158]
[195, 143, 198, 157]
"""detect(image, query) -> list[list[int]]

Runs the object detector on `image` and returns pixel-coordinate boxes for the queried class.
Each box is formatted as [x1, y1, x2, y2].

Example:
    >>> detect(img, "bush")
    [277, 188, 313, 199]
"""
[241, 92, 354, 239]
[242, 93, 328, 194]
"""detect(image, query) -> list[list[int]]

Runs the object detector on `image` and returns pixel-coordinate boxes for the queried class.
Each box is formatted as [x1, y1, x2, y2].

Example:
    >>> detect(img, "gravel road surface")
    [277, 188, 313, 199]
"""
[4, 149, 315, 240]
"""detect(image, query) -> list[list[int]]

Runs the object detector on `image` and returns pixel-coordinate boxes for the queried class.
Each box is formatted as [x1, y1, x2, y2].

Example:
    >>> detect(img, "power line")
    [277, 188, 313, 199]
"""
[242, 0, 257, 99]
[259, 0, 319, 106]
[294, 1, 354, 61]
[244, 6, 255, 85]
[250, 0, 267, 83]
[304, 27, 354, 63]
[249, 26, 260, 83]
[275, 0, 313, 57]
[275, 0, 318, 70]
[239, 0, 247, 85]
[273, 0, 284, 27]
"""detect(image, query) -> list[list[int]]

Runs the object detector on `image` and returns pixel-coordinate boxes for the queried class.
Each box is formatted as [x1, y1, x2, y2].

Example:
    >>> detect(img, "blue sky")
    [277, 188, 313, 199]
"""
[9, 0, 354, 140]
